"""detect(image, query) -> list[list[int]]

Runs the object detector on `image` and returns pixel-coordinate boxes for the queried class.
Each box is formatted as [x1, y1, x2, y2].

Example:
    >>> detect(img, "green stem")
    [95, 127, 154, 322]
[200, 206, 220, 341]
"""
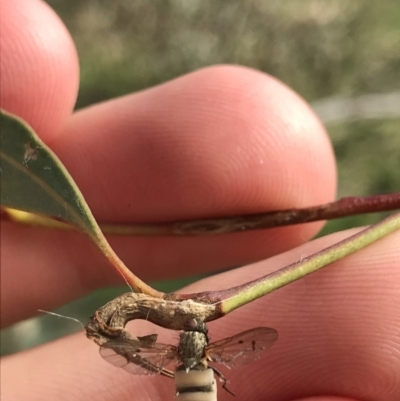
[220, 211, 400, 313]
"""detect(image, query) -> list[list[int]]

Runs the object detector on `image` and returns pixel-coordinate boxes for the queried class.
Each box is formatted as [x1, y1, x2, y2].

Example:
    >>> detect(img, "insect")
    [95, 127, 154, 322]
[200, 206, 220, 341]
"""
[100, 324, 278, 400]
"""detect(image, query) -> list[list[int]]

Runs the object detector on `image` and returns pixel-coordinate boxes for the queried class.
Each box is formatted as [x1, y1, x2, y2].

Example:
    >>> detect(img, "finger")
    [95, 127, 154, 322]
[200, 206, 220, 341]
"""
[2, 65, 336, 325]
[0, 0, 79, 327]
[198, 228, 400, 401]
[292, 398, 360, 401]
[2, 229, 399, 401]
[1, 333, 174, 401]
[0, 0, 79, 140]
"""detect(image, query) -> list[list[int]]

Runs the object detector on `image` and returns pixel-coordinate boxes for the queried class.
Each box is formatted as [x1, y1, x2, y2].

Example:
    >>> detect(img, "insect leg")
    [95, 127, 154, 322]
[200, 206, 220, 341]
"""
[210, 366, 235, 396]
[160, 369, 175, 378]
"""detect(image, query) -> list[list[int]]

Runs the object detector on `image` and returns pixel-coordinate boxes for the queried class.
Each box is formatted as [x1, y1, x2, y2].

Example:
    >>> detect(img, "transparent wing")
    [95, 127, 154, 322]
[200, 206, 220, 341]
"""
[100, 337, 178, 378]
[206, 327, 278, 369]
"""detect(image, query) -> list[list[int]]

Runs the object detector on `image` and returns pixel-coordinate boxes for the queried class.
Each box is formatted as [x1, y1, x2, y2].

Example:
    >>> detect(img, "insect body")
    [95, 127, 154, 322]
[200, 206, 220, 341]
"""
[100, 325, 278, 400]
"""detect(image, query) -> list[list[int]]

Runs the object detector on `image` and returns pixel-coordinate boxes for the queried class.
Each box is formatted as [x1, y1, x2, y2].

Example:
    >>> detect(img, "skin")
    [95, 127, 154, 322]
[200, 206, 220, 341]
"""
[1, 1, 399, 400]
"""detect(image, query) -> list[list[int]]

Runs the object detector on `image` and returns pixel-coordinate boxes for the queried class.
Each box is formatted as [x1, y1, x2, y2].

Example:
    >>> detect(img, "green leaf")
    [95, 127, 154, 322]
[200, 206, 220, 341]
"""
[0, 109, 162, 297]
[1, 110, 97, 231]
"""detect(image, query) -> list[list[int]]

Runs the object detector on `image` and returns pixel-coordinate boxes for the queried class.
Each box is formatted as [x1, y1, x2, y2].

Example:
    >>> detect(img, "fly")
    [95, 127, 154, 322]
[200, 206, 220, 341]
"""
[99, 325, 278, 400]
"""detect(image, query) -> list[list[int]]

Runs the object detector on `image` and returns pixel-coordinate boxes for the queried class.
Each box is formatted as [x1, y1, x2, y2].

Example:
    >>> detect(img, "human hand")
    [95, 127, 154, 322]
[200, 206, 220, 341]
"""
[2, 1, 399, 400]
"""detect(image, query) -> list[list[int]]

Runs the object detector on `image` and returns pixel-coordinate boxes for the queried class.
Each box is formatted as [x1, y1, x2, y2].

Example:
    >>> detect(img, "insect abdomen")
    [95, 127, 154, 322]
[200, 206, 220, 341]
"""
[175, 366, 217, 401]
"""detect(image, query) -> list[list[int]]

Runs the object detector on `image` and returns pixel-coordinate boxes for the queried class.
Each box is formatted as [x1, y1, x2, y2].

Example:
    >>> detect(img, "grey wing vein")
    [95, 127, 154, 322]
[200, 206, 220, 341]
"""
[100, 338, 178, 378]
[206, 327, 278, 368]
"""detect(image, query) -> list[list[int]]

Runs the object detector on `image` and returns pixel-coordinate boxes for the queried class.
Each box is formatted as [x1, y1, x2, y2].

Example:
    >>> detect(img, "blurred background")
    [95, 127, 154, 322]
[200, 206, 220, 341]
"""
[2, 0, 399, 356]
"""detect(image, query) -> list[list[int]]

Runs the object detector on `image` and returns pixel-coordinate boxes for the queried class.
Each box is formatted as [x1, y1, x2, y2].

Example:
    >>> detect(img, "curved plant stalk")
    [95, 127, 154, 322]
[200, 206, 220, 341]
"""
[0, 109, 162, 297]
[2, 193, 400, 235]
[86, 210, 400, 341]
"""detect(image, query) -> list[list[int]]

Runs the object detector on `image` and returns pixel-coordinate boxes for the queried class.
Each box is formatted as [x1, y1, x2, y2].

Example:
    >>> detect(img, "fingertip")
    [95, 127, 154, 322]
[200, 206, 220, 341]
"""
[60, 64, 336, 222]
[187, 64, 338, 210]
[0, 0, 79, 140]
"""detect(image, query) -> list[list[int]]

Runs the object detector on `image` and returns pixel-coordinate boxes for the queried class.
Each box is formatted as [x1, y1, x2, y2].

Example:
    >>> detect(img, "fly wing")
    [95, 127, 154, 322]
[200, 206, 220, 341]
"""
[100, 337, 178, 378]
[206, 327, 278, 369]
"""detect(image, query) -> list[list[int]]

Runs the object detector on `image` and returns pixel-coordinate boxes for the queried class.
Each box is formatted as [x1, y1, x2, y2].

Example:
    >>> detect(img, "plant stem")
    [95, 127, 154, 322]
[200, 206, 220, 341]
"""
[219, 211, 400, 314]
